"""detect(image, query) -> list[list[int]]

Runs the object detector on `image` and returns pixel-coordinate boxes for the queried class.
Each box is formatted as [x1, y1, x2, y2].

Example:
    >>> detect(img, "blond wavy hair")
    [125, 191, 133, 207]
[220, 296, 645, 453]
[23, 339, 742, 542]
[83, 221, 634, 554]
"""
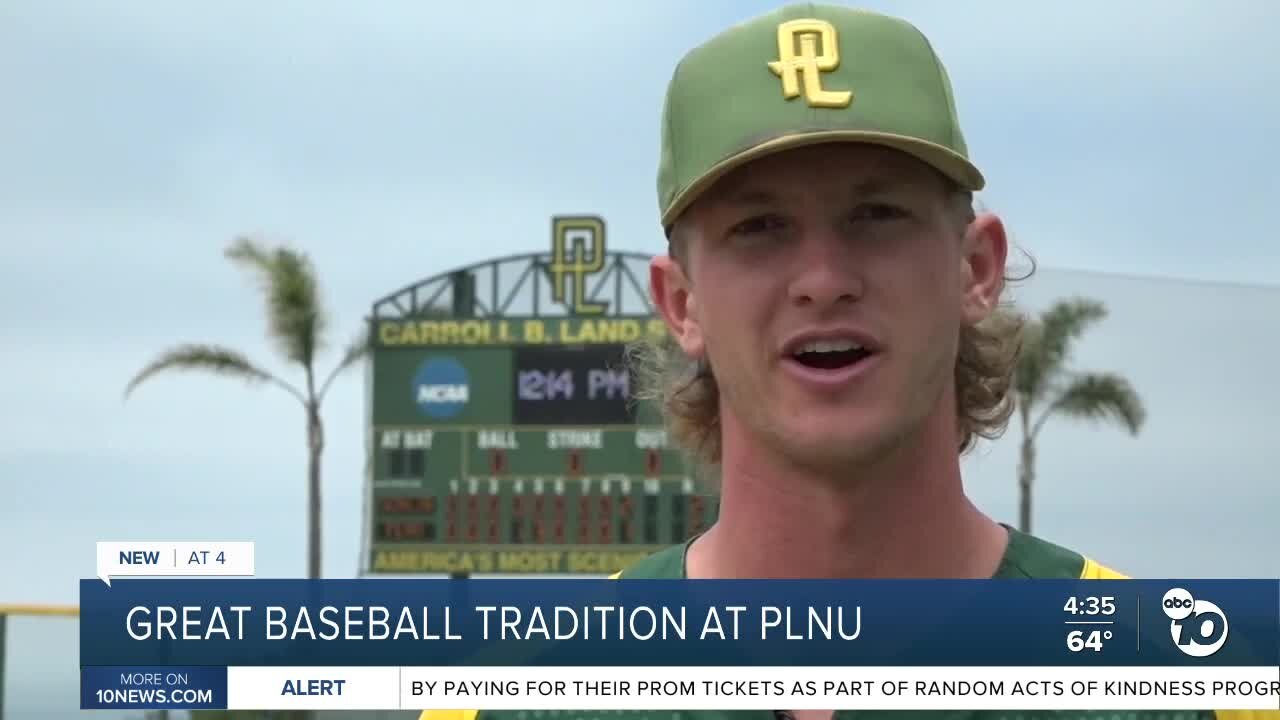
[626, 189, 1027, 472]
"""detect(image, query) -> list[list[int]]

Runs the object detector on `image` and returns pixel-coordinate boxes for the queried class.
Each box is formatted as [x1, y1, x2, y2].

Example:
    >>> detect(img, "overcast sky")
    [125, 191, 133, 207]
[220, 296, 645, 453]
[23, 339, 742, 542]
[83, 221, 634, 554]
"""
[2, 1, 1277, 717]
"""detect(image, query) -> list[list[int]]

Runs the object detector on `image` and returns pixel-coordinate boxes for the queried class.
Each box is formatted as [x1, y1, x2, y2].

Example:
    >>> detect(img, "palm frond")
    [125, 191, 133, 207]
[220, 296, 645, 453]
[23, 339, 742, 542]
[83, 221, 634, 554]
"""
[1015, 297, 1107, 407]
[226, 236, 328, 368]
[1013, 320, 1046, 396]
[1034, 371, 1146, 438]
[317, 328, 372, 401]
[224, 236, 273, 275]
[123, 343, 306, 406]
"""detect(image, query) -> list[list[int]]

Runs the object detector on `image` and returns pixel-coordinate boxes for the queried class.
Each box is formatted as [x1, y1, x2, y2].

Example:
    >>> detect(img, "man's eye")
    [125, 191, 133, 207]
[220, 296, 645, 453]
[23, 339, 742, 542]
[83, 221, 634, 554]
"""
[729, 214, 786, 236]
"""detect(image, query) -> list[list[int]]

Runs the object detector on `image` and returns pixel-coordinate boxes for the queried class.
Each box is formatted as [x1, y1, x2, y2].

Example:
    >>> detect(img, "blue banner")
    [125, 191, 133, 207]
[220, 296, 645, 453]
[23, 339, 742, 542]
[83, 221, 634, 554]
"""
[79, 579, 1278, 668]
[80, 666, 226, 710]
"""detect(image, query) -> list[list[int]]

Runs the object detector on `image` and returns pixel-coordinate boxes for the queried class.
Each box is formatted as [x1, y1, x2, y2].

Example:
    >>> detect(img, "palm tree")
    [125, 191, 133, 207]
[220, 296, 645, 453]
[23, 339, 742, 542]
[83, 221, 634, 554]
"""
[1013, 297, 1146, 534]
[124, 236, 368, 579]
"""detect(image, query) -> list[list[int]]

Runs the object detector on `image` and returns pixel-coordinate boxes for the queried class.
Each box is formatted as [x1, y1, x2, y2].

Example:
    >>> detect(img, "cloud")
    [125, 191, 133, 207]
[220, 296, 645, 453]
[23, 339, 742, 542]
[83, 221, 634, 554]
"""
[906, 1, 1277, 93]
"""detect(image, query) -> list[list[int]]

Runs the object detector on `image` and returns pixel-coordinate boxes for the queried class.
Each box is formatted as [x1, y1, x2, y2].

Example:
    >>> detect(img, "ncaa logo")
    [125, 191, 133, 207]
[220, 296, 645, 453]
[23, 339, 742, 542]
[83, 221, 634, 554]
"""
[1162, 587, 1229, 657]
[412, 358, 469, 419]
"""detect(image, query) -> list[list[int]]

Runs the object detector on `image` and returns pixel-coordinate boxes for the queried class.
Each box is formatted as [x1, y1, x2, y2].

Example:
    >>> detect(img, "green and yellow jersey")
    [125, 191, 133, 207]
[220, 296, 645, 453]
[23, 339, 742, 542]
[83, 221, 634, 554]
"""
[420, 527, 1277, 720]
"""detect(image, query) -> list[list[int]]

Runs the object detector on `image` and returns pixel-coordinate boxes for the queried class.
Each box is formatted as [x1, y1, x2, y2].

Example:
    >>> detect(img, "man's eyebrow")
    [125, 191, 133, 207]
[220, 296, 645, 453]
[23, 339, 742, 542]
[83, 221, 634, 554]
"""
[720, 188, 780, 207]
[714, 174, 917, 208]
[847, 177, 906, 196]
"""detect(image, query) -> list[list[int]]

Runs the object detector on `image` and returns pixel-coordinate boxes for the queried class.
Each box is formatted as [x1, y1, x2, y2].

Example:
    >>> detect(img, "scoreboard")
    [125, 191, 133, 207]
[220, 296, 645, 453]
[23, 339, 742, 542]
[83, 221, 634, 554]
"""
[362, 217, 719, 576]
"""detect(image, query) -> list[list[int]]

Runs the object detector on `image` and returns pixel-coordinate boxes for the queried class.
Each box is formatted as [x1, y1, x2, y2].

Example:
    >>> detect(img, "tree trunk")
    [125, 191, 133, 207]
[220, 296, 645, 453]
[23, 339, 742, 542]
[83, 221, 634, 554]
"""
[307, 404, 324, 580]
[1018, 436, 1035, 534]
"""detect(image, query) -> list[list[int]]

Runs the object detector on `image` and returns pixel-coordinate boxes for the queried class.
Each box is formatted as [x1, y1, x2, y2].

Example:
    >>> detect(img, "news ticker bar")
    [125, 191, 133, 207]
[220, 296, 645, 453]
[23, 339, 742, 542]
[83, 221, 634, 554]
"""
[82, 579, 1280, 668]
[81, 666, 1280, 711]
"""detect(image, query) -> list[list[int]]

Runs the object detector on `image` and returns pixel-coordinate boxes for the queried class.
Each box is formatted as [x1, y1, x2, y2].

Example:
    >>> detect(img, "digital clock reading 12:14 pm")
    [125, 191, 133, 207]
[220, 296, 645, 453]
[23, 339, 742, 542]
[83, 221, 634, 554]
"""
[512, 344, 637, 426]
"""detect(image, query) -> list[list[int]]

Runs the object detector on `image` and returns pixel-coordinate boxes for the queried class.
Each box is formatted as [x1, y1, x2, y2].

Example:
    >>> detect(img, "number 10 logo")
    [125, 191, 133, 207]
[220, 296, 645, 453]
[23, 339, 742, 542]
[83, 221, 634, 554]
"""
[1162, 587, 1229, 657]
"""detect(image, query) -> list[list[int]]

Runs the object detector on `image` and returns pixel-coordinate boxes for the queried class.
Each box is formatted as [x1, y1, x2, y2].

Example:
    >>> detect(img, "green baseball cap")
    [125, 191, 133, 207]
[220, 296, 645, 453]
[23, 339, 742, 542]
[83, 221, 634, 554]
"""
[657, 3, 984, 230]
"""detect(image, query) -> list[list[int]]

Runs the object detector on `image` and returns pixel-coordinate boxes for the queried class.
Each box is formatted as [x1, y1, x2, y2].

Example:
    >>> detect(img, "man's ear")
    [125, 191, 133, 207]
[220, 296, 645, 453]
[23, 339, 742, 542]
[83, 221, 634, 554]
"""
[650, 253, 705, 359]
[959, 212, 1009, 326]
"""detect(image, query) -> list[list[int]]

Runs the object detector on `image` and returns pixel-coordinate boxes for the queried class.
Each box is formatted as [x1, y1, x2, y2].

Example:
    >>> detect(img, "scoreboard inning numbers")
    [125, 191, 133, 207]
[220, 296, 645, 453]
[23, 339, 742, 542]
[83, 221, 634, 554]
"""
[364, 217, 719, 576]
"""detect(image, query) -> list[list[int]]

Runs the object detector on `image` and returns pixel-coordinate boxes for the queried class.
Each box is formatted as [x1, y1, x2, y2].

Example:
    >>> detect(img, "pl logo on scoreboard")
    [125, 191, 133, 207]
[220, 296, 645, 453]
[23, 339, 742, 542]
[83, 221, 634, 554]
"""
[413, 357, 470, 419]
[1162, 587, 1229, 657]
[549, 216, 608, 315]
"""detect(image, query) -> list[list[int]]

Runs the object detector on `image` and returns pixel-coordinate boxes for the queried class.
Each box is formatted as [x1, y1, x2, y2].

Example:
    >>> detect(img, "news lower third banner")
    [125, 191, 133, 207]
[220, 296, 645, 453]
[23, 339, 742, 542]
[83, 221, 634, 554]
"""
[79, 579, 1280, 711]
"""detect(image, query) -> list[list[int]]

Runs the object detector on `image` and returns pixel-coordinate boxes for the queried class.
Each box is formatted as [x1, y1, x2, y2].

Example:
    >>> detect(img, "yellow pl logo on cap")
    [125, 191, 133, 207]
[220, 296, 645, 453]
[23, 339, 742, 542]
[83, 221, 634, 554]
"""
[768, 19, 853, 108]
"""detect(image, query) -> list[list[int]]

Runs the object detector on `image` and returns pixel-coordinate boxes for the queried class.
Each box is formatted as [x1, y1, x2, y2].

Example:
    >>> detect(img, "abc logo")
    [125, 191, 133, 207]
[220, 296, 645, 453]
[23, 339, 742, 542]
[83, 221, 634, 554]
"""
[1162, 587, 1228, 657]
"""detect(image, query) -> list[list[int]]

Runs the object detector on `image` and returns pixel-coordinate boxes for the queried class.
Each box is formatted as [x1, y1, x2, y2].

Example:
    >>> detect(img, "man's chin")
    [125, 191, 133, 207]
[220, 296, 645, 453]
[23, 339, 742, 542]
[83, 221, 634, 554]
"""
[773, 423, 905, 476]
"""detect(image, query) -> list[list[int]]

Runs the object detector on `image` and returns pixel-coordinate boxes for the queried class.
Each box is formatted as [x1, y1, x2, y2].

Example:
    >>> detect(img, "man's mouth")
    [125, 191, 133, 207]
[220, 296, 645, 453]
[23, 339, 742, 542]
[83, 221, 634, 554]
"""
[789, 339, 874, 370]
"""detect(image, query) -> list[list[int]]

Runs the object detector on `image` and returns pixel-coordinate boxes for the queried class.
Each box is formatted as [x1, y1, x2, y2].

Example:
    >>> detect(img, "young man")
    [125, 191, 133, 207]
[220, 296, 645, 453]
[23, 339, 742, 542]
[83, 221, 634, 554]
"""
[632, 1, 1107, 587]
[422, 4, 1271, 720]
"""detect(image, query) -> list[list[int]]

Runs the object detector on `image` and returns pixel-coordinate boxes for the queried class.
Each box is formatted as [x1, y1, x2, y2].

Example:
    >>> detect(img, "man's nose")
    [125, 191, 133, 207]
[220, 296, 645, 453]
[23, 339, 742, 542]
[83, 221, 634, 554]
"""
[785, 231, 864, 308]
